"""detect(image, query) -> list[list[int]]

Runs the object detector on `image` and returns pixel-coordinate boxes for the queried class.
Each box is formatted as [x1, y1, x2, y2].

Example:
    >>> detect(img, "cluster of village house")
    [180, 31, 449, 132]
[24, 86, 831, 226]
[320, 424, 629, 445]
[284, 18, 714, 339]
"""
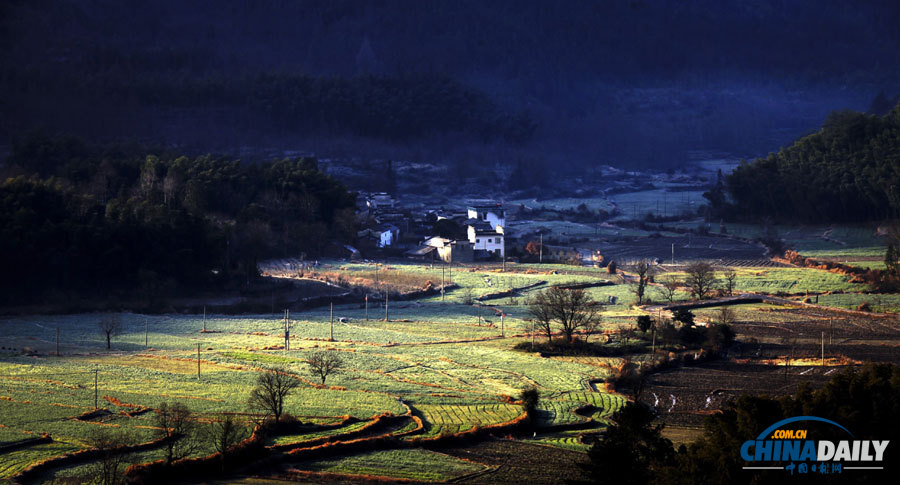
[352, 192, 592, 264]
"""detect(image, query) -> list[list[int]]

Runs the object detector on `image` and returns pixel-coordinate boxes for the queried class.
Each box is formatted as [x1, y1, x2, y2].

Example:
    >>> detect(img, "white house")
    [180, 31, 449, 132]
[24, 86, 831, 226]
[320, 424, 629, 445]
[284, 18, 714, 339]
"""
[467, 204, 505, 232]
[375, 223, 399, 248]
[467, 222, 504, 258]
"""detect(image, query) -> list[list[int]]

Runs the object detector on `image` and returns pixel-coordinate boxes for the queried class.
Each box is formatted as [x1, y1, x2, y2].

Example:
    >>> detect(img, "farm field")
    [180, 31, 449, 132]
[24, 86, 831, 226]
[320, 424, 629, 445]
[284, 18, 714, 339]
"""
[813, 293, 900, 314]
[0, 263, 630, 482]
[662, 265, 868, 295]
[1, 218, 897, 483]
[641, 301, 900, 439]
[507, 197, 614, 213]
[291, 448, 487, 481]
[610, 189, 707, 220]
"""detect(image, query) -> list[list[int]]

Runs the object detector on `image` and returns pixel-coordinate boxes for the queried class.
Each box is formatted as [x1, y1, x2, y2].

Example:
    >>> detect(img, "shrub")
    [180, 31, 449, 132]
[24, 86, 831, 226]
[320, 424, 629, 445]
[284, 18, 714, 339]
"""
[672, 308, 694, 326]
[519, 388, 540, 417]
[636, 315, 653, 332]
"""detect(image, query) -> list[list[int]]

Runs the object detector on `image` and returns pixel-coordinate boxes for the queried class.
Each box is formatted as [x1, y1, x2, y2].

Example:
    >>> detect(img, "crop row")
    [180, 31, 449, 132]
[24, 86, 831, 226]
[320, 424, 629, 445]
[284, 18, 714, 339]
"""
[413, 403, 521, 437]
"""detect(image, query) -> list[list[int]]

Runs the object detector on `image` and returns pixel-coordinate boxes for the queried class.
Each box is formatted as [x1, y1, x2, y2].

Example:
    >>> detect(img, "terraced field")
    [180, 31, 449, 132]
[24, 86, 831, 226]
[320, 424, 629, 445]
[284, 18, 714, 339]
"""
[414, 403, 522, 437]
[291, 448, 487, 482]
[0, 265, 626, 481]
[663, 265, 867, 295]
[269, 420, 372, 446]
[2, 227, 894, 482]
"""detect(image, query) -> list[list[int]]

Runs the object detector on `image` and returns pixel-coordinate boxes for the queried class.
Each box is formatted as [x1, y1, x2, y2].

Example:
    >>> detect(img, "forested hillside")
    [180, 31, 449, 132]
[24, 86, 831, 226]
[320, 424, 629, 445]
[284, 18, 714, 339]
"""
[706, 103, 900, 222]
[2, 0, 898, 166]
[0, 135, 356, 305]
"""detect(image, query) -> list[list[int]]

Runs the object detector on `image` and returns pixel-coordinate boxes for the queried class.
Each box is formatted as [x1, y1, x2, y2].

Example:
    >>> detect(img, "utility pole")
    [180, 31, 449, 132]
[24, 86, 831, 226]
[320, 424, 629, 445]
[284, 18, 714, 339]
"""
[501, 313, 504, 338]
[94, 367, 98, 409]
[197, 343, 201, 380]
[441, 265, 445, 301]
[539, 233, 543, 263]
[531, 319, 535, 350]
[284, 309, 291, 351]
[384, 292, 389, 322]
[330, 302, 334, 341]
[671, 243, 675, 265]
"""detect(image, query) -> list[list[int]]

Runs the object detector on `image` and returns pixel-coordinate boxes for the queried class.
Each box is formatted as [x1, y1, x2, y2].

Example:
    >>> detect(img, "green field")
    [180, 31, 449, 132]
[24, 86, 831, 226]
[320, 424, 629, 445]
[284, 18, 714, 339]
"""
[2, 239, 894, 481]
[664, 265, 867, 295]
[813, 293, 900, 314]
[295, 448, 486, 481]
[0, 263, 634, 481]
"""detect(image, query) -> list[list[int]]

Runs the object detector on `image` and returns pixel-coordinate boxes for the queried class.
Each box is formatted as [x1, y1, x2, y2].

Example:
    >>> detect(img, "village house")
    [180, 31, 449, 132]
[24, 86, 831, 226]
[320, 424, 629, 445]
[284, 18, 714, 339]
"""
[406, 236, 474, 263]
[426, 236, 474, 263]
[464, 203, 505, 259]
[374, 223, 399, 247]
[466, 204, 505, 232]
[357, 223, 399, 249]
[467, 220, 504, 258]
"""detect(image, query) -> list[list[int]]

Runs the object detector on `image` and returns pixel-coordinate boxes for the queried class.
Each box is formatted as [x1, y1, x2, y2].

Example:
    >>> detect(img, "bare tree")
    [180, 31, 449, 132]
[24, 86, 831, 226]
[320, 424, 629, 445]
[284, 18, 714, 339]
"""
[527, 292, 555, 342]
[533, 286, 603, 343]
[248, 368, 300, 422]
[685, 261, 718, 300]
[306, 351, 344, 385]
[98, 314, 122, 350]
[155, 402, 198, 465]
[716, 307, 736, 325]
[204, 414, 248, 472]
[610, 357, 648, 399]
[722, 269, 737, 296]
[631, 260, 651, 304]
[88, 428, 131, 485]
[656, 275, 680, 303]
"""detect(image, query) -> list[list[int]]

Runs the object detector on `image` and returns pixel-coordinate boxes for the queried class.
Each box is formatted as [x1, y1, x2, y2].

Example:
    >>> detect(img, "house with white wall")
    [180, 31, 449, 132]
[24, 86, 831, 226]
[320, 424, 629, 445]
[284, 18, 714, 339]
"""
[466, 204, 505, 232]
[467, 221, 504, 258]
[374, 223, 399, 247]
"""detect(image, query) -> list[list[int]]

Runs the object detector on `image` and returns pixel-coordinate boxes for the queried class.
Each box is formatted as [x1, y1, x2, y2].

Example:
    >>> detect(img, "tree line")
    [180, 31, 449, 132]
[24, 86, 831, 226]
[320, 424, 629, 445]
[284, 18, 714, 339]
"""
[0, 134, 357, 306]
[6, 67, 536, 144]
[705, 102, 900, 222]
